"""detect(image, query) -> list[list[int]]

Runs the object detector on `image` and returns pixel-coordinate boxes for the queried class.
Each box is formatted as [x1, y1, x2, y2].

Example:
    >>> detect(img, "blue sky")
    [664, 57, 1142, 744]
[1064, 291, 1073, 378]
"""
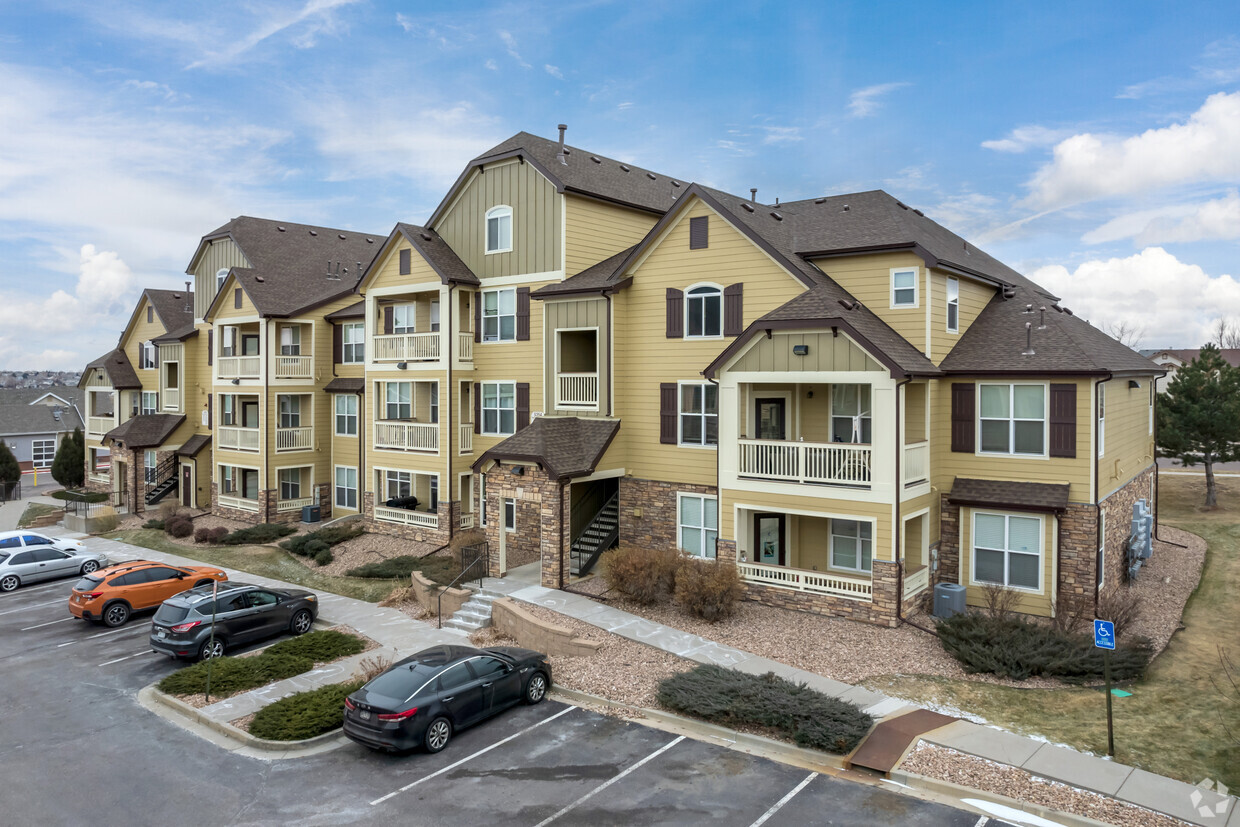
[1, 1, 1238, 369]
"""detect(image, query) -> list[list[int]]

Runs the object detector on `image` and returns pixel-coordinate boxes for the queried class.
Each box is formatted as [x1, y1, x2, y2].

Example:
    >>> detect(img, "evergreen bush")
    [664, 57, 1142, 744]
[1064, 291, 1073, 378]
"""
[346, 556, 420, 579]
[221, 523, 297, 545]
[156, 631, 363, 698]
[142, 519, 166, 530]
[51, 428, 85, 488]
[266, 630, 363, 661]
[0, 440, 20, 483]
[248, 680, 363, 741]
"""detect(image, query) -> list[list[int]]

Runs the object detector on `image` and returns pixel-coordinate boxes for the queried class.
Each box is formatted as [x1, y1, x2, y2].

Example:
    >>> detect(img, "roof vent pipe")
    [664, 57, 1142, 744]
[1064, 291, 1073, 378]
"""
[750, 188, 757, 203]
[184, 281, 192, 312]
[556, 124, 568, 165]
[1022, 321, 1036, 356]
[1038, 306, 1048, 330]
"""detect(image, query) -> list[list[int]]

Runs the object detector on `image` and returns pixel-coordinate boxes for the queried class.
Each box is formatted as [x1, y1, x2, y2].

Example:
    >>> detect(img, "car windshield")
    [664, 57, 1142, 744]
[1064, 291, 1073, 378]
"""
[74, 575, 102, 591]
[153, 604, 190, 624]
[365, 662, 442, 702]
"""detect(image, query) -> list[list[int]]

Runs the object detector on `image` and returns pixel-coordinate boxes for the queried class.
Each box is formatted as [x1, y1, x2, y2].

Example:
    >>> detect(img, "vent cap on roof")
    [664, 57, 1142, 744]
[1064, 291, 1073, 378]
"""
[277, 226, 286, 232]
[620, 164, 631, 172]
[309, 230, 317, 236]
[741, 202, 755, 213]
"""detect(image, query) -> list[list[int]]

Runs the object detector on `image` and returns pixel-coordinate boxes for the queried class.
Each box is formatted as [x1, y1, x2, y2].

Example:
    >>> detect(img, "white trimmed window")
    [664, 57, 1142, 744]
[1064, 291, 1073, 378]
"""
[342, 322, 364, 363]
[141, 391, 158, 415]
[216, 268, 229, 290]
[678, 494, 718, 558]
[384, 382, 412, 421]
[221, 395, 236, 427]
[482, 289, 516, 342]
[277, 395, 301, 428]
[429, 383, 439, 425]
[279, 325, 301, 355]
[429, 475, 439, 510]
[31, 439, 55, 468]
[830, 519, 873, 572]
[384, 470, 412, 500]
[144, 450, 157, 484]
[891, 268, 918, 307]
[140, 341, 157, 370]
[335, 466, 357, 510]
[831, 384, 872, 444]
[485, 206, 513, 254]
[392, 304, 415, 335]
[278, 468, 301, 500]
[972, 512, 1042, 591]
[946, 277, 959, 333]
[686, 285, 723, 338]
[482, 382, 516, 436]
[679, 382, 718, 446]
[334, 394, 358, 436]
[979, 384, 1045, 456]
[221, 465, 236, 494]
[430, 300, 440, 333]
[503, 497, 516, 531]
[1098, 383, 1106, 457]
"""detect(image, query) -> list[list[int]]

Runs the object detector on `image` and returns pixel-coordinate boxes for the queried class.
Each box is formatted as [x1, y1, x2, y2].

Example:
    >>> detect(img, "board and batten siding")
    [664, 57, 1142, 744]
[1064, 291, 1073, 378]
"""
[564, 194, 658, 277]
[612, 197, 808, 485]
[808, 252, 928, 354]
[729, 331, 882, 373]
[543, 298, 609, 416]
[192, 239, 250, 320]
[434, 160, 561, 279]
[1099, 376, 1157, 498]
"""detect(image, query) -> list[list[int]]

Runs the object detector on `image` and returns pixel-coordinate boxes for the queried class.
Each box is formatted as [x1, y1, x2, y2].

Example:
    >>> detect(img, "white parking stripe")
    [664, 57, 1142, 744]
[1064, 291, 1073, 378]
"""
[0, 598, 65, 616]
[21, 617, 75, 631]
[370, 706, 577, 806]
[973, 818, 990, 827]
[532, 735, 686, 827]
[59, 626, 145, 647]
[748, 772, 819, 827]
[1, 580, 74, 596]
[99, 653, 141, 666]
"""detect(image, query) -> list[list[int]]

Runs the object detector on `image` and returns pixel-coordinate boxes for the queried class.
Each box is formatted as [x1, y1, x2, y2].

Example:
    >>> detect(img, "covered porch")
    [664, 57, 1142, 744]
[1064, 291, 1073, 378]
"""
[733, 508, 876, 602]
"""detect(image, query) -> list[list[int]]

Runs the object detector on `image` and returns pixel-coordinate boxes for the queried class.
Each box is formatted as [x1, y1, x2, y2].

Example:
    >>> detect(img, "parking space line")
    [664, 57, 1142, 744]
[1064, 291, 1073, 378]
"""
[370, 706, 578, 807]
[0, 598, 64, 616]
[99, 651, 159, 667]
[532, 735, 686, 827]
[0, 581, 74, 596]
[21, 617, 75, 631]
[58, 626, 145, 647]
[747, 772, 818, 827]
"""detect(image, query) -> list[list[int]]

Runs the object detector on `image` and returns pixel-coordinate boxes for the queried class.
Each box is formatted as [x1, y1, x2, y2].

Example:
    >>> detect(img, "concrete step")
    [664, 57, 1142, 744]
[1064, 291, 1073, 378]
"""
[454, 606, 492, 622]
[442, 616, 491, 632]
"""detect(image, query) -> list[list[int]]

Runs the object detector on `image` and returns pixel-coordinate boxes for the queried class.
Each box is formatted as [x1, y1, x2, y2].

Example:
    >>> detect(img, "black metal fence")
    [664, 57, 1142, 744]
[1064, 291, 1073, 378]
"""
[0, 481, 20, 504]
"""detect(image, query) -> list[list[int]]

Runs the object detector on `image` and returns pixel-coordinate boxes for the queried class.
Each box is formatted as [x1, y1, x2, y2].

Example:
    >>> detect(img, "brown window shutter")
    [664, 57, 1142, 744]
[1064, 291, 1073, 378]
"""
[473, 294, 481, 343]
[689, 216, 708, 250]
[474, 383, 481, 435]
[1049, 383, 1077, 458]
[207, 394, 212, 430]
[399, 248, 411, 275]
[234, 288, 242, 309]
[516, 287, 531, 341]
[666, 288, 684, 338]
[516, 383, 530, 431]
[332, 323, 343, 363]
[207, 330, 213, 366]
[723, 283, 744, 336]
[660, 383, 678, 444]
[383, 306, 393, 335]
[951, 383, 976, 453]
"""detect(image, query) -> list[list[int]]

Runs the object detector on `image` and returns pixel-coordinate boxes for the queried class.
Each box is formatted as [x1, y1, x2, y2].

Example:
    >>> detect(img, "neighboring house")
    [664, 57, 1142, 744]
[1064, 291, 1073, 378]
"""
[82, 127, 1163, 625]
[1141, 348, 1240, 392]
[0, 386, 85, 471]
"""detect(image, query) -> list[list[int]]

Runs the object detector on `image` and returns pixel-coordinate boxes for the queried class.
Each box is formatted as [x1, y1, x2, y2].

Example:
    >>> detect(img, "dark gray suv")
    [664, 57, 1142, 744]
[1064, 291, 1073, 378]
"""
[149, 582, 318, 661]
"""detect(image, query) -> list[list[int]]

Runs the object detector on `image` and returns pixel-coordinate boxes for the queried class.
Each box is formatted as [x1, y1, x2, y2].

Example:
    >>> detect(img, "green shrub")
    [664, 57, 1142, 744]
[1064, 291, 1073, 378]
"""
[601, 545, 682, 605]
[312, 547, 333, 566]
[222, 523, 297, 545]
[248, 680, 363, 741]
[266, 630, 364, 662]
[281, 523, 363, 556]
[673, 559, 744, 622]
[937, 612, 1152, 683]
[413, 553, 463, 586]
[143, 519, 166, 530]
[52, 489, 108, 503]
[165, 516, 194, 538]
[346, 555, 420, 579]
[157, 652, 314, 697]
[657, 665, 873, 754]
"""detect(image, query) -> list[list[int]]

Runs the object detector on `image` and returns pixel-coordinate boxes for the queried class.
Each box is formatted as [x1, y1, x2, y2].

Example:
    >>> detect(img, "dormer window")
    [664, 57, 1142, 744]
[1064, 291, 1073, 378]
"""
[485, 206, 513, 254]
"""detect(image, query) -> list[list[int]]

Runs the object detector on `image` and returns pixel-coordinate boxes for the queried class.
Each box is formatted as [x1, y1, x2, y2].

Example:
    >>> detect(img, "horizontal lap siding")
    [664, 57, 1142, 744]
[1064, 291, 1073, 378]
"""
[720, 487, 894, 561]
[808, 252, 927, 352]
[1099, 377, 1156, 498]
[959, 506, 1054, 617]
[564, 195, 658, 276]
[367, 242, 443, 292]
[212, 284, 257, 321]
[125, 297, 166, 393]
[192, 240, 249, 319]
[364, 367, 450, 480]
[930, 271, 995, 365]
[614, 199, 807, 485]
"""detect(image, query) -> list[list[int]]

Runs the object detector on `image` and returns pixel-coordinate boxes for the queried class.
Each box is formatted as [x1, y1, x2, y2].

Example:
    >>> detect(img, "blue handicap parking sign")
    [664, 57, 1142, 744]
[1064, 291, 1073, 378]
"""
[1094, 619, 1115, 650]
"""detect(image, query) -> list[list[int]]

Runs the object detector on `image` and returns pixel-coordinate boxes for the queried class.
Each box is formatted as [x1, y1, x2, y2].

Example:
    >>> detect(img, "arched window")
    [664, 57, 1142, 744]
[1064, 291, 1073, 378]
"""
[216, 268, 229, 290]
[485, 206, 513, 254]
[686, 284, 722, 337]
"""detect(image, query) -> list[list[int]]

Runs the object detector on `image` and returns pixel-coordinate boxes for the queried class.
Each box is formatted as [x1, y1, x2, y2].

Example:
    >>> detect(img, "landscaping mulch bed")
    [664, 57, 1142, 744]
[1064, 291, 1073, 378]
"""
[1119, 526, 1204, 659]
[293, 531, 438, 577]
[899, 742, 1194, 827]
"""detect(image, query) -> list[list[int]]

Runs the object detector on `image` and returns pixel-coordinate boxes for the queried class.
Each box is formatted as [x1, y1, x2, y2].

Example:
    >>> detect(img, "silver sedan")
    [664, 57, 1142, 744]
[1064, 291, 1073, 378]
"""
[0, 532, 108, 592]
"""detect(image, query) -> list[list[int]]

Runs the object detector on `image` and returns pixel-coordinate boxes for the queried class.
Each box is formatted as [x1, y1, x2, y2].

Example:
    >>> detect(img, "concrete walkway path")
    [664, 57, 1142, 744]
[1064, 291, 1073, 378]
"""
[486, 567, 1237, 827]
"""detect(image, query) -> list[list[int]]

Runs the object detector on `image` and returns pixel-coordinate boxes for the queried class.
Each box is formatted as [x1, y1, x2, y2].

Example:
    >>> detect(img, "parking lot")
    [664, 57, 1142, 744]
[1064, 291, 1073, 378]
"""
[0, 555, 1015, 826]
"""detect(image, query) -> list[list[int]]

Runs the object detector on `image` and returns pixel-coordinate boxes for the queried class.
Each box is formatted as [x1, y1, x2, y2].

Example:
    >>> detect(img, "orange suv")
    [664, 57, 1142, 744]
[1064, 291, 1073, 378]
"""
[70, 560, 228, 627]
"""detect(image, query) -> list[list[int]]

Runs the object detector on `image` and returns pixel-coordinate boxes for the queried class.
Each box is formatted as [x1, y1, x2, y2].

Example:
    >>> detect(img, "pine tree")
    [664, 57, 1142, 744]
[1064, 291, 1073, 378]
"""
[0, 440, 20, 488]
[1158, 345, 1240, 507]
[52, 427, 85, 489]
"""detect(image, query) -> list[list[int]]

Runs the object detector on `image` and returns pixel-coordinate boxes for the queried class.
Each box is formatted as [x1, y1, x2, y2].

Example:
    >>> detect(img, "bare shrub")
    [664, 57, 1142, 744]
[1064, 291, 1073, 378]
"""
[1097, 587, 1143, 636]
[600, 545, 682, 605]
[158, 500, 181, 521]
[981, 584, 1023, 619]
[194, 526, 213, 544]
[165, 515, 194, 538]
[450, 528, 485, 553]
[1051, 591, 1093, 634]
[352, 654, 394, 683]
[91, 507, 119, 534]
[673, 559, 744, 622]
[377, 586, 413, 607]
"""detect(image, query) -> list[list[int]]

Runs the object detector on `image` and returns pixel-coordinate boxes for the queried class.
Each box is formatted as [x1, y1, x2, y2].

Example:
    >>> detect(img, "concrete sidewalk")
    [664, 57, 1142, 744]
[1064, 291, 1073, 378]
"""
[486, 571, 1237, 827]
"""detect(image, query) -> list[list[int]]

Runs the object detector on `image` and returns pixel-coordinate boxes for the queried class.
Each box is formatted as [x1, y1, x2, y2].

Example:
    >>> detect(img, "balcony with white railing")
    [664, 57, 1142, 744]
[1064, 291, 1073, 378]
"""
[373, 332, 440, 362]
[457, 332, 474, 362]
[737, 562, 872, 602]
[276, 496, 314, 514]
[87, 416, 115, 438]
[218, 495, 260, 513]
[903, 441, 929, 486]
[459, 423, 473, 454]
[274, 355, 314, 380]
[737, 439, 872, 488]
[88, 471, 111, 485]
[556, 373, 599, 411]
[459, 512, 476, 529]
[275, 426, 313, 452]
[374, 421, 439, 452]
[903, 565, 930, 597]
[374, 505, 439, 528]
[218, 356, 261, 380]
[217, 427, 261, 452]
[161, 388, 180, 410]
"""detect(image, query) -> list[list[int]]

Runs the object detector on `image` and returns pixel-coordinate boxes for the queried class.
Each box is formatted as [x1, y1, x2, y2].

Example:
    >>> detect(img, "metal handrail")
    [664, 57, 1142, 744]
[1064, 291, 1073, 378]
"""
[437, 545, 488, 628]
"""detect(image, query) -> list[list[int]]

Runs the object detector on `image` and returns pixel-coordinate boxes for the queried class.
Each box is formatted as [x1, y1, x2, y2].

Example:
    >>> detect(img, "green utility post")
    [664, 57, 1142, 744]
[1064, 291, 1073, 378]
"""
[1095, 619, 1116, 758]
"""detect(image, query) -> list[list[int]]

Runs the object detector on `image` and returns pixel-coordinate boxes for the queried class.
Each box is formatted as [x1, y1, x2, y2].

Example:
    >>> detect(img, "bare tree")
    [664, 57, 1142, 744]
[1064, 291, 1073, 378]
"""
[1104, 320, 1147, 349]
[1210, 317, 1240, 349]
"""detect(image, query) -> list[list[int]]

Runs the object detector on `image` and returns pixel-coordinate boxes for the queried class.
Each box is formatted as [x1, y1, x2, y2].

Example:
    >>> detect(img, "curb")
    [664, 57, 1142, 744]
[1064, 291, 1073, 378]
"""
[888, 770, 1127, 827]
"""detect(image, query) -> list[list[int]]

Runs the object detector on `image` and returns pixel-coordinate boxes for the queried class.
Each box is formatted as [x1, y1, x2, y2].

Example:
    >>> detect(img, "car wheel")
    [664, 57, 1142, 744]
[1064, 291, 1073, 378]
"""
[0, 574, 19, 593]
[80, 560, 100, 575]
[425, 717, 452, 753]
[102, 602, 130, 627]
[198, 638, 226, 661]
[524, 671, 548, 705]
[289, 609, 313, 636]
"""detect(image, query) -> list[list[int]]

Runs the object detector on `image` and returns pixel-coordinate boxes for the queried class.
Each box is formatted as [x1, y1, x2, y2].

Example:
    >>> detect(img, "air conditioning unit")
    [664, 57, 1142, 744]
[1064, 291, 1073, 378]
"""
[933, 583, 967, 619]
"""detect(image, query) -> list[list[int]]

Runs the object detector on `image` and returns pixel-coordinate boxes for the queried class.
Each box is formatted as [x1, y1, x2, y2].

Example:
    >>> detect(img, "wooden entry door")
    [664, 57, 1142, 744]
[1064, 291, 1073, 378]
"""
[754, 398, 786, 441]
[181, 464, 192, 508]
[753, 513, 786, 566]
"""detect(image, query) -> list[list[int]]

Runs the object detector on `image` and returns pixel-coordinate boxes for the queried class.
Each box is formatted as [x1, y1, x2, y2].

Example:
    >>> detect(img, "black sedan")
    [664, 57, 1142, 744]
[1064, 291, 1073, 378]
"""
[343, 644, 551, 753]
[149, 582, 318, 660]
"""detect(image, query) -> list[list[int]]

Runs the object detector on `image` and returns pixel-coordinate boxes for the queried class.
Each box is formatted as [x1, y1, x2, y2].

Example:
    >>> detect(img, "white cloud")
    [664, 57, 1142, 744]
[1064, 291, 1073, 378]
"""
[1082, 191, 1240, 246]
[1029, 247, 1240, 348]
[1025, 92, 1240, 210]
[1118, 36, 1240, 99]
[499, 30, 531, 69]
[981, 125, 1071, 153]
[544, 64, 564, 80]
[847, 82, 909, 118]
[121, 79, 180, 102]
[761, 126, 802, 145]
[484, 59, 498, 71]
[186, 0, 361, 68]
[396, 14, 473, 48]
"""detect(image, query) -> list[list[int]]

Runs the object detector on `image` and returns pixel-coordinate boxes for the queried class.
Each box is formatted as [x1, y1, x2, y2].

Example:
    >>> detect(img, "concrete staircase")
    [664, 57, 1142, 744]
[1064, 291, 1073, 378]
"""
[442, 587, 504, 633]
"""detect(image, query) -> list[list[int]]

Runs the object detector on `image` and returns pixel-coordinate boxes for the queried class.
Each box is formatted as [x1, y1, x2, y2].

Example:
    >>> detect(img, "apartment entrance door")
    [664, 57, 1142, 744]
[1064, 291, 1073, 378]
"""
[754, 398, 786, 440]
[182, 464, 192, 508]
[753, 513, 786, 566]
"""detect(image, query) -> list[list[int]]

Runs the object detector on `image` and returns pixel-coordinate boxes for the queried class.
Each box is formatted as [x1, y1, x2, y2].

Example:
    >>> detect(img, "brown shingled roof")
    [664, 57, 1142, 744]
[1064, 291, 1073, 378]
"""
[323, 377, 365, 393]
[472, 417, 619, 480]
[83, 349, 141, 390]
[393, 224, 480, 286]
[177, 434, 211, 457]
[531, 247, 636, 298]
[144, 288, 196, 341]
[325, 300, 365, 321]
[948, 478, 1071, 512]
[104, 414, 185, 449]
